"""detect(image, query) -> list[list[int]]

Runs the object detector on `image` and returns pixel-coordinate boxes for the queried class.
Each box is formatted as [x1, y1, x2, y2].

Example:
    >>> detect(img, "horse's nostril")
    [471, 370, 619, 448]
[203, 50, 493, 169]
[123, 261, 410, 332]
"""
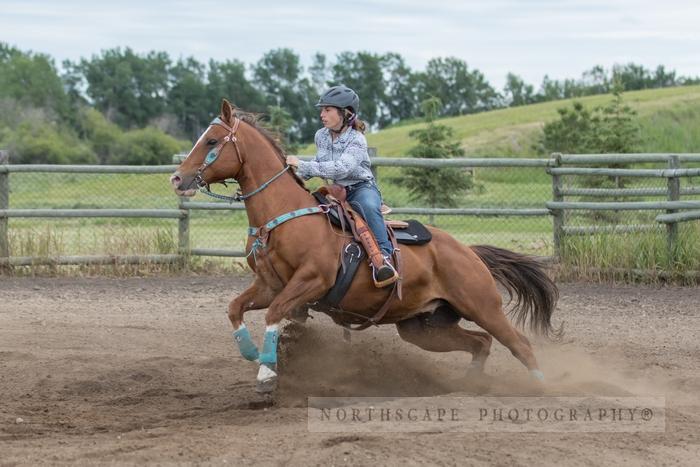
[170, 175, 181, 186]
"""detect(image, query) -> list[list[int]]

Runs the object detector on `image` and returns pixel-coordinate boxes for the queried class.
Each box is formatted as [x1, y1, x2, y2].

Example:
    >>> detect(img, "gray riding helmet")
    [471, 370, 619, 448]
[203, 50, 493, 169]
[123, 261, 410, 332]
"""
[315, 85, 360, 114]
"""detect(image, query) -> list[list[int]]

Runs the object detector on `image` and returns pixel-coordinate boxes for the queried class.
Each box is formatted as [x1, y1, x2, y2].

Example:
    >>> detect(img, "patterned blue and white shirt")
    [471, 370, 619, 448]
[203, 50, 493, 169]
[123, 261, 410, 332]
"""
[296, 127, 374, 186]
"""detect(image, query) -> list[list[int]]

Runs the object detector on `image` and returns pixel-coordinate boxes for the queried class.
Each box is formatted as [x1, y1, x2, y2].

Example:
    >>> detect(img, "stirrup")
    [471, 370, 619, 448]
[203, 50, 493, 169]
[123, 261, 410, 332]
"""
[373, 257, 398, 288]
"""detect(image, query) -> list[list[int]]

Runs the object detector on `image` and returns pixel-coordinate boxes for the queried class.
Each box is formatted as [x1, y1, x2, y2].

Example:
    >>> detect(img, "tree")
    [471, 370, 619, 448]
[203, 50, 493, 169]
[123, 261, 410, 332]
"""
[538, 75, 564, 101]
[207, 58, 266, 113]
[398, 98, 472, 223]
[167, 57, 209, 140]
[540, 82, 639, 156]
[381, 52, 418, 125]
[612, 63, 650, 91]
[651, 65, 677, 88]
[73, 107, 122, 164]
[308, 52, 330, 94]
[581, 65, 609, 95]
[331, 51, 386, 128]
[539, 101, 597, 154]
[539, 83, 640, 189]
[415, 57, 499, 117]
[590, 80, 640, 154]
[0, 43, 69, 119]
[253, 48, 318, 142]
[503, 73, 535, 107]
[70, 47, 170, 128]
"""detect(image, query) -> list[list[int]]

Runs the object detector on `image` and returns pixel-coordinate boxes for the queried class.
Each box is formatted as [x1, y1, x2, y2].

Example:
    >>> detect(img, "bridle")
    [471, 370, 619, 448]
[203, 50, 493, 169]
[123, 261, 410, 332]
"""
[193, 116, 290, 203]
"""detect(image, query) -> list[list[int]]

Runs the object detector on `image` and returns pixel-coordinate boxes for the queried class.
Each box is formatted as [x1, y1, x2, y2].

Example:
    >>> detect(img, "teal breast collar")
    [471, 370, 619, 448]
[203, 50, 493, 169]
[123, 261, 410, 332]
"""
[246, 206, 329, 260]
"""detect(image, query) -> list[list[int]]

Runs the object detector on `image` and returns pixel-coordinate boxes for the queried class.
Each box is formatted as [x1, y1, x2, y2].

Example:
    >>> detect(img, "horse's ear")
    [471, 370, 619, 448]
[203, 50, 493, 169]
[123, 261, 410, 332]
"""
[221, 99, 236, 123]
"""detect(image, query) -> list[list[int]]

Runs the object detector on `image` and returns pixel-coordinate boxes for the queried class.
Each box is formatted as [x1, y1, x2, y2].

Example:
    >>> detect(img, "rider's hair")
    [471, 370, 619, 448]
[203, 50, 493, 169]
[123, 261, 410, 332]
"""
[343, 108, 366, 134]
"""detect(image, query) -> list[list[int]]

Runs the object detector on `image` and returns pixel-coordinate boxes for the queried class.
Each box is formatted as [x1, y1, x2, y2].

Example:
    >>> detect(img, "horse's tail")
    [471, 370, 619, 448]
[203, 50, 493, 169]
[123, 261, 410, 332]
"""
[471, 245, 562, 339]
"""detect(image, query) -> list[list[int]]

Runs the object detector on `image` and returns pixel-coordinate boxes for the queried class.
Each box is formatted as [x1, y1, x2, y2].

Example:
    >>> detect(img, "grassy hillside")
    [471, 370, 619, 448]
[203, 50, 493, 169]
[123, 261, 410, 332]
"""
[301, 85, 700, 156]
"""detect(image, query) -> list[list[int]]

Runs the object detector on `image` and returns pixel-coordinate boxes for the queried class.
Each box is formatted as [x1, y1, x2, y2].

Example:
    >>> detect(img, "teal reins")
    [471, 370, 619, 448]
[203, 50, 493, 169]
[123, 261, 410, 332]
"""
[200, 165, 291, 203]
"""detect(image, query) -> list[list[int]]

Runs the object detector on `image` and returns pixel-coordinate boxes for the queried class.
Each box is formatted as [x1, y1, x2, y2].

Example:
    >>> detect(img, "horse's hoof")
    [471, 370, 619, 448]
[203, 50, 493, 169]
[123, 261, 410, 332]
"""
[530, 369, 545, 382]
[289, 307, 310, 324]
[255, 364, 278, 394]
[256, 377, 277, 394]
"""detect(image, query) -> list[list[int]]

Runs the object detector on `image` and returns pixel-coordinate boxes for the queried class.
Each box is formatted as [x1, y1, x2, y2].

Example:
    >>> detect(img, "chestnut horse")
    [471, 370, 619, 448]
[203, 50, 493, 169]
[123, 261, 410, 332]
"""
[170, 100, 559, 393]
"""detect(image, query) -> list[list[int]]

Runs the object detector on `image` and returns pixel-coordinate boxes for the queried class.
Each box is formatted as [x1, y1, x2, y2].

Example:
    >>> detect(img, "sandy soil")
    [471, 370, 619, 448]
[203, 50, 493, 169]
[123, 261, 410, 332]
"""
[1, 274, 698, 466]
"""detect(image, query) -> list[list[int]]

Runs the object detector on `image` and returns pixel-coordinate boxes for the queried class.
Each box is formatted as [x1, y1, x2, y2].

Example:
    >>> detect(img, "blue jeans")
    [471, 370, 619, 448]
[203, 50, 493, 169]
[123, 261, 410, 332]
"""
[346, 180, 393, 256]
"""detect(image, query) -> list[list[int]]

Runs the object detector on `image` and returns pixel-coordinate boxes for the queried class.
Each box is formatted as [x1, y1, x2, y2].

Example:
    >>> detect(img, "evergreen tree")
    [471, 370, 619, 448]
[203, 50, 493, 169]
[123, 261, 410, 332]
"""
[539, 101, 597, 154]
[591, 80, 640, 153]
[398, 98, 472, 223]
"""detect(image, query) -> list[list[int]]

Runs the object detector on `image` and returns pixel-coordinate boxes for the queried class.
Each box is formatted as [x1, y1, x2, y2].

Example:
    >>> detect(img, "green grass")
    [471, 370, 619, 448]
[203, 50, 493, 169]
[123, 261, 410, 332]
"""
[559, 223, 700, 284]
[9, 173, 176, 208]
[300, 85, 700, 156]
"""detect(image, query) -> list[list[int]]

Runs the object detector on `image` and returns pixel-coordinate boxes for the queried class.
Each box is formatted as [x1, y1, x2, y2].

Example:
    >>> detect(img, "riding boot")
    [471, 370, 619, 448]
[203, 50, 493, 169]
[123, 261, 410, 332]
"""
[345, 201, 399, 288]
[354, 220, 398, 287]
[374, 255, 399, 287]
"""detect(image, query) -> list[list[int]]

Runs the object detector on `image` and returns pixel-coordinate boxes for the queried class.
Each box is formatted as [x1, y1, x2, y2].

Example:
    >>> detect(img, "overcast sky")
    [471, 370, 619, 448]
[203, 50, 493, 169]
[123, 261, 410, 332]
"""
[2, 0, 699, 89]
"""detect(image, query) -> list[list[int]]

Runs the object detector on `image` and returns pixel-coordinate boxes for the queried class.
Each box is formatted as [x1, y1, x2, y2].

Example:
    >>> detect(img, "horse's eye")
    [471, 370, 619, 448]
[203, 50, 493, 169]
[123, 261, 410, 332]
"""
[206, 138, 217, 145]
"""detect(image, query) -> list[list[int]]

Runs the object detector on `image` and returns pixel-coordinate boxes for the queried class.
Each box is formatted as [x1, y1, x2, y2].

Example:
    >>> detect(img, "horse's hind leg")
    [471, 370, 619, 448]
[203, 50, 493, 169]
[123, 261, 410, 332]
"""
[396, 306, 492, 375]
[462, 295, 543, 380]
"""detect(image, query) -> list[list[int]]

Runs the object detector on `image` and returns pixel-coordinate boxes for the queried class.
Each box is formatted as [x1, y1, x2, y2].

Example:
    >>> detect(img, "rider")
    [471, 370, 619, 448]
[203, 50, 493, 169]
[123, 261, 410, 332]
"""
[286, 85, 398, 287]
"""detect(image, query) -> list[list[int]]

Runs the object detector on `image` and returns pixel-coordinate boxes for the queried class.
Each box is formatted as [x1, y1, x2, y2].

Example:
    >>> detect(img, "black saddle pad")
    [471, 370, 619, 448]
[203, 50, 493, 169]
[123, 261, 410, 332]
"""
[312, 191, 432, 245]
[393, 220, 432, 245]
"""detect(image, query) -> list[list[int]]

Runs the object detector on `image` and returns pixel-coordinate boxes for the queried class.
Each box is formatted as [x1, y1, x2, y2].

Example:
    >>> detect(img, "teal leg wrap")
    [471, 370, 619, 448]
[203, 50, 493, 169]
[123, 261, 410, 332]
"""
[232, 326, 259, 361]
[259, 329, 279, 366]
[530, 369, 545, 381]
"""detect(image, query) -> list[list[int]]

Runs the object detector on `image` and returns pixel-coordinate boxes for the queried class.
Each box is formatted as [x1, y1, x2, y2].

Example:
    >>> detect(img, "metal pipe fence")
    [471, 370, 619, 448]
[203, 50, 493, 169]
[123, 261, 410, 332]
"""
[1, 153, 699, 268]
[548, 153, 700, 260]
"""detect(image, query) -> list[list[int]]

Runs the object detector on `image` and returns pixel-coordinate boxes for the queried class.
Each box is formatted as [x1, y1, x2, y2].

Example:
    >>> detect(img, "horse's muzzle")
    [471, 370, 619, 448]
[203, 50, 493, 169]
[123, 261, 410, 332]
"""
[170, 172, 198, 197]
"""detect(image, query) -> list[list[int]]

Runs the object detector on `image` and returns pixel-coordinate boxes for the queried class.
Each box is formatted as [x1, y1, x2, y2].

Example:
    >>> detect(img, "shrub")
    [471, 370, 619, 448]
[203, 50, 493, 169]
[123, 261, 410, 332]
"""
[75, 107, 122, 163]
[539, 82, 640, 156]
[110, 127, 189, 165]
[4, 120, 96, 164]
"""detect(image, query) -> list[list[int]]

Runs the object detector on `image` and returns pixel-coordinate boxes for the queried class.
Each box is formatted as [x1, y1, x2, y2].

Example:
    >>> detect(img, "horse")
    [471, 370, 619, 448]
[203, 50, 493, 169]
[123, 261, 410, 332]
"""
[170, 99, 559, 393]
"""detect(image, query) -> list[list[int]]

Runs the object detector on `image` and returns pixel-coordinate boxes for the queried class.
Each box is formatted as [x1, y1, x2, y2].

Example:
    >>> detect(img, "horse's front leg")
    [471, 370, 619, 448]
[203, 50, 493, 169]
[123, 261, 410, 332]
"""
[256, 273, 329, 393]
[228, 279, 276, 362]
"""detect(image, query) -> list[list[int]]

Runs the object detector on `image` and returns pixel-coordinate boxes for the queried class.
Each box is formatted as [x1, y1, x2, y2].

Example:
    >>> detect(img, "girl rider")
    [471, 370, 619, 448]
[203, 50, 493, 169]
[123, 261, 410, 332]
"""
[285, 85, 398, 287]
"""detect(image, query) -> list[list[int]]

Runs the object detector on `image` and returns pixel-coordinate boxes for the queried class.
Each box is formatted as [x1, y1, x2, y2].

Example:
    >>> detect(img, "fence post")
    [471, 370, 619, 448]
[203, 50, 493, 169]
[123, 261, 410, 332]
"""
[178, 196, 190, 269]
[666, 155, 681, 264]
[0, 152, 8, 266]
[550, 153, 564, 259]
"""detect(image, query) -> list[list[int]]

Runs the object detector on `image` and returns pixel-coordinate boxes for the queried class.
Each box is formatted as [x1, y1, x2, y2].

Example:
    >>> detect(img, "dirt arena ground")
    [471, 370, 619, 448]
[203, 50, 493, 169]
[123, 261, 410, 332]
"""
[1, 274, 698, 466]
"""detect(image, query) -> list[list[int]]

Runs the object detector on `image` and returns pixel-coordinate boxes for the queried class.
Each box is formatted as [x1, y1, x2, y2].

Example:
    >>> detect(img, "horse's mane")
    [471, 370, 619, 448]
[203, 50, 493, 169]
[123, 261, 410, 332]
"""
[234, 110, 309, 193]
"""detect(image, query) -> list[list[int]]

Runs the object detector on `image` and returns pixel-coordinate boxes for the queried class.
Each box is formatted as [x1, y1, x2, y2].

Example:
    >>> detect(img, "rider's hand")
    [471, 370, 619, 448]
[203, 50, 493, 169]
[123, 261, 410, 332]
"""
[286, 156, 300, 168]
